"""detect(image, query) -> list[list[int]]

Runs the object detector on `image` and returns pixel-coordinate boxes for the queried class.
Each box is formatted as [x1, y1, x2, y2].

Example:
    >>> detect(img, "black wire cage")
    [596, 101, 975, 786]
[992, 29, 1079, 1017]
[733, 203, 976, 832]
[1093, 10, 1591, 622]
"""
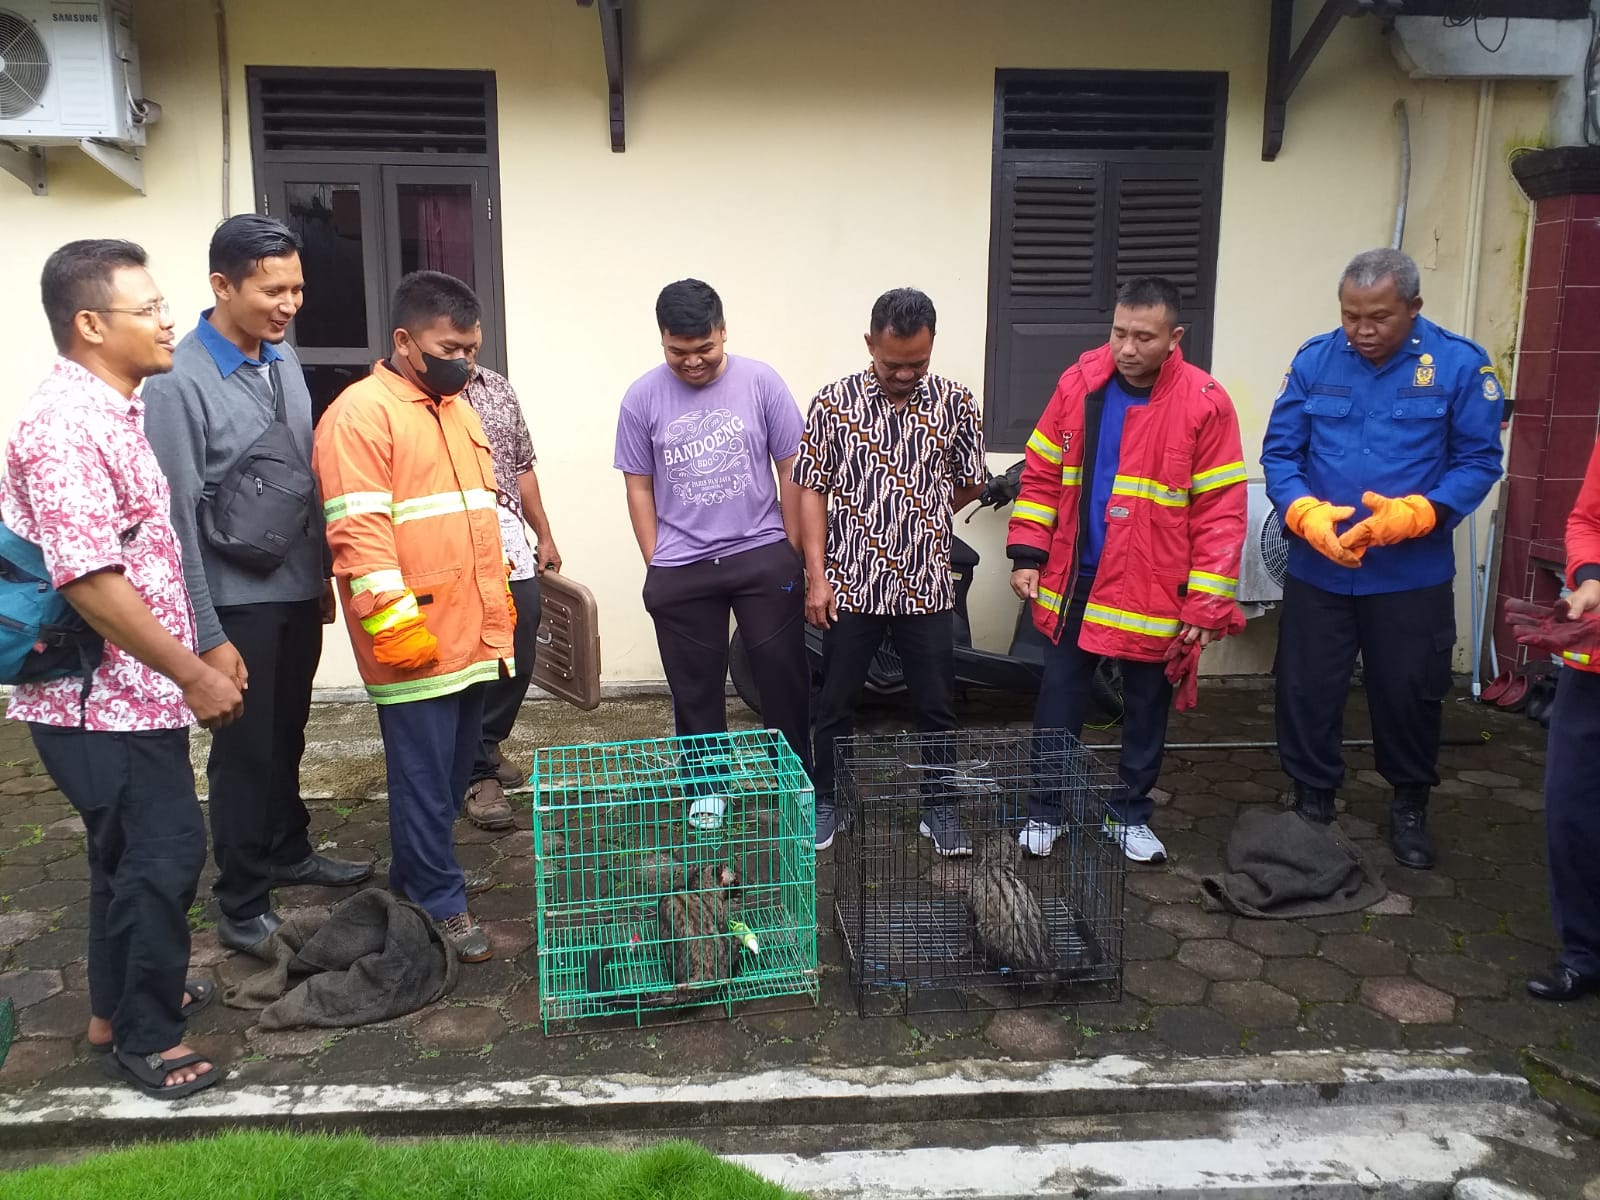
[834, 729, 1124, 1015]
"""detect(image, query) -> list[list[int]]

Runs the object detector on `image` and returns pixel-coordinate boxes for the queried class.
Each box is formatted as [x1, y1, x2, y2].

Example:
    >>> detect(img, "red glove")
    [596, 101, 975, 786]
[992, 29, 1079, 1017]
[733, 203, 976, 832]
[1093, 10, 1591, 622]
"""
[1504, 597, 1600, 662]
[1163, 638, 1202, 712]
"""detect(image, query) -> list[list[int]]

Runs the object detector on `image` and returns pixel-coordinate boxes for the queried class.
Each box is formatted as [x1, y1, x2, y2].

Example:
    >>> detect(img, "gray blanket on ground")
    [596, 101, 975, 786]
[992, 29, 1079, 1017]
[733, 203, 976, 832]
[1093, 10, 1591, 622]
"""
[1200, 808, 1386, 920]
[224, 888, 458, 1029]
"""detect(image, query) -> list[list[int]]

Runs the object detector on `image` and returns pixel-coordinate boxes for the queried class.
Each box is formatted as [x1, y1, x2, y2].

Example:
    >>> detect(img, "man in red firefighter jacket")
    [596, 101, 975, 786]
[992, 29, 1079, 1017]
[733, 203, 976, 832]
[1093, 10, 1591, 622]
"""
[1008, 277, 1247, 864]
[1512, 436, 1600, 1002]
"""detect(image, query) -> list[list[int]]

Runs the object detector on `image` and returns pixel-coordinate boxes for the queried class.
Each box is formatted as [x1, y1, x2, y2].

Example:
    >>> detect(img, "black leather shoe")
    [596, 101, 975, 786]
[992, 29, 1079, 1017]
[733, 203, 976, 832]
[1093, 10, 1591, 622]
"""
[1526, 963, 1600, 1002]
[1291, 783, 1336, 825]
[217, 910, 283, 957]
[271, 853, 372, 889]
[1389, 788, 1436, 870]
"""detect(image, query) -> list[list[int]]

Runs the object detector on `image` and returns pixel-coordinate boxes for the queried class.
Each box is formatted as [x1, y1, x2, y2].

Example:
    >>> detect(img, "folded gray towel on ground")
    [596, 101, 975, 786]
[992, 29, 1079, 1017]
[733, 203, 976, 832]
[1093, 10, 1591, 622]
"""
[1200, 808, 1386, 920]
[225, 888, 458, 1029]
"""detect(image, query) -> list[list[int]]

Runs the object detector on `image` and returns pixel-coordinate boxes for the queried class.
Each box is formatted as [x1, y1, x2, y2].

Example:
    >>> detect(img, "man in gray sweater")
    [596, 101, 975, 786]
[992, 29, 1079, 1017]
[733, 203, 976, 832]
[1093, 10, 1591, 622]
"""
[144, 215, 369, 956]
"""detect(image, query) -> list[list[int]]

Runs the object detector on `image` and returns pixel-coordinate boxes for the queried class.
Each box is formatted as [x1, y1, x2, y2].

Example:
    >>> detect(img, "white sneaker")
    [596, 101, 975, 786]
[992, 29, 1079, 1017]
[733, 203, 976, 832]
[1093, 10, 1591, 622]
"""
[1017, 819, 1062, 857]
[688, 794, 727, 831]
[1102, 818, 1166, 864]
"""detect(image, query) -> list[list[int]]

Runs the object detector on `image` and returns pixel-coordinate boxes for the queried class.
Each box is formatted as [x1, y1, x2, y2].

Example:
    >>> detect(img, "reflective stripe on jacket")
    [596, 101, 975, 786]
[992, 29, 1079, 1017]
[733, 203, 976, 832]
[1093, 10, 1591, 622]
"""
[313, 361, 514, 704]
[1006, 343, 1247, 663]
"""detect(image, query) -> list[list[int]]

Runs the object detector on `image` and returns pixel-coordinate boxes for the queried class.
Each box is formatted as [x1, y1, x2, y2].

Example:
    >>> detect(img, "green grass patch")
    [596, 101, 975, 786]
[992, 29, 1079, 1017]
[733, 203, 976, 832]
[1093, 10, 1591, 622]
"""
[0, 1132, 805, 1200]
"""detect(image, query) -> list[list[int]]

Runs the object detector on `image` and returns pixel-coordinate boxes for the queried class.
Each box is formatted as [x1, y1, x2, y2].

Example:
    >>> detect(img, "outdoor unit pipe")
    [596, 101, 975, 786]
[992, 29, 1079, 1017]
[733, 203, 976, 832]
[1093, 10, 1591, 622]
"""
[1091, 732, 1492, 753]
[1391, 99, 1411, 250]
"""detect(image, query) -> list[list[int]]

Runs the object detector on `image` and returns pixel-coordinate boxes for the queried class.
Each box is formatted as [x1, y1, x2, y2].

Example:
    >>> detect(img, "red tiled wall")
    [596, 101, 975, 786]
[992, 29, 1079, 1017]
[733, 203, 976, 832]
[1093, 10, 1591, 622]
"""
[1494, 193, 1600, 667]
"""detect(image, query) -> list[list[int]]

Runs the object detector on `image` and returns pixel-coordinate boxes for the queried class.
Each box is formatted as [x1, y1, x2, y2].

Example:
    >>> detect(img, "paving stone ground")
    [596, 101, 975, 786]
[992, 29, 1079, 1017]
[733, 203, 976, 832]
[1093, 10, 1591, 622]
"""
[1, 682, 1595, 1095]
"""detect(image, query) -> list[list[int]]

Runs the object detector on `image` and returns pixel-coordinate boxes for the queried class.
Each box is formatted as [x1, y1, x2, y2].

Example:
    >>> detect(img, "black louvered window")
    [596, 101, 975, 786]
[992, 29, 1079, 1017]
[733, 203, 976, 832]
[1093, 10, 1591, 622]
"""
[256, 74, 492, 156]
[984, 72, 1227, 452]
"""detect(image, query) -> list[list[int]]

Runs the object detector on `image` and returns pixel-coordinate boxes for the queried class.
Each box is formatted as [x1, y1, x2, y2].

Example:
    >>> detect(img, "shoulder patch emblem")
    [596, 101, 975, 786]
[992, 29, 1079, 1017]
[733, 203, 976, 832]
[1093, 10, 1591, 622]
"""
[1275, 373, 1288, 399]
[1482, 373, 1502, 402]
[1413, 365, 1435, 388]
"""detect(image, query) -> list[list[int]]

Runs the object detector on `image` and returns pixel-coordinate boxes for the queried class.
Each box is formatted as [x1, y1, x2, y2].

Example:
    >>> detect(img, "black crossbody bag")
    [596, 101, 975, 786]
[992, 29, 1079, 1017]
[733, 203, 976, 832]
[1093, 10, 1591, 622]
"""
[198, 362, 317, 574]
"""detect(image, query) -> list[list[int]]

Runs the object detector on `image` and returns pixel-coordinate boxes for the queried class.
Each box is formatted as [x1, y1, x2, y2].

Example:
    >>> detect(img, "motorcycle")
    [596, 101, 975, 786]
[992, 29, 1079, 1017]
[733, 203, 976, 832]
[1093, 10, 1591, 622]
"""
[727, 461, 1123, 721]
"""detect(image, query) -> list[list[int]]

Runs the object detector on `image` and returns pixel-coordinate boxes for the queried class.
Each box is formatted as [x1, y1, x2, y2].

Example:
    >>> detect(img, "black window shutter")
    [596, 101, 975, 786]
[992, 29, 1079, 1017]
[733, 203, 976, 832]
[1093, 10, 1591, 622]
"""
[984, 71, 1226, 453]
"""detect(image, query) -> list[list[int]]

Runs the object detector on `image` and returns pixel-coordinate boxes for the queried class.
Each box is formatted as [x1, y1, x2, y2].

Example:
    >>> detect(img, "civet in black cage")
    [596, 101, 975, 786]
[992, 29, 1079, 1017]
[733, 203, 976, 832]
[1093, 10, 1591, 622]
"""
[833, 729, 1124, 1015]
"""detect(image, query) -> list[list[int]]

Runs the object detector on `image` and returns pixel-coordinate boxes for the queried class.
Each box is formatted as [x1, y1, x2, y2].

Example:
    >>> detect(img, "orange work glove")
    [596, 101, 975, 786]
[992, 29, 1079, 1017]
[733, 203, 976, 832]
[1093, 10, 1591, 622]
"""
[1338, 492, 1436, 553]
[360, 594, 439, 670]
[1284, 497, 1363, 569]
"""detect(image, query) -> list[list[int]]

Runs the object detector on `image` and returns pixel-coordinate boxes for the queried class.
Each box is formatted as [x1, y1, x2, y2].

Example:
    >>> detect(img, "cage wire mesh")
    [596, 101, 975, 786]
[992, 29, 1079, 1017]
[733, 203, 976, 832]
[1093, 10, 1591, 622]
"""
[834, 729, 1124, 1015]
[533, 730, 818, 1033]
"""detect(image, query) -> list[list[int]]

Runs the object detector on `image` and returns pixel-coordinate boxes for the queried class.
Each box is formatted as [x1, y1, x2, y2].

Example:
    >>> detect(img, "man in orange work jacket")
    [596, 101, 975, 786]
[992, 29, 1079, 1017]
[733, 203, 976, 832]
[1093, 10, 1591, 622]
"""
[313, 271, 514, 964]
[1007, 277, 1247, 865]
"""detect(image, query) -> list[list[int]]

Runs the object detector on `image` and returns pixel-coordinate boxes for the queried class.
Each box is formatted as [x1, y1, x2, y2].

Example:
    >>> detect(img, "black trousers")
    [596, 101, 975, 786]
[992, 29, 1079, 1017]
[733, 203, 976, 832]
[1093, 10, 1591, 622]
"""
[1274, 575, 1455, 793]
[30, 724, 205, 1055]
[472, 574, 542, 784]
[208, 599, 322, 920]
[644, 539, 811, 774]
[812, 609, 957, 809]
[1031, 591, 1171, 826]
[1545, 666, 1600, 979]
[377, 684, 487, 919]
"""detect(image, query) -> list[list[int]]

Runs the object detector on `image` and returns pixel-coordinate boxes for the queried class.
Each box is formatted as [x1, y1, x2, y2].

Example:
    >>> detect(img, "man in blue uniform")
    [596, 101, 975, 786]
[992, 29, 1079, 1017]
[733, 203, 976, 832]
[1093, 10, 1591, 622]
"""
[1262, 248, 1503, 870]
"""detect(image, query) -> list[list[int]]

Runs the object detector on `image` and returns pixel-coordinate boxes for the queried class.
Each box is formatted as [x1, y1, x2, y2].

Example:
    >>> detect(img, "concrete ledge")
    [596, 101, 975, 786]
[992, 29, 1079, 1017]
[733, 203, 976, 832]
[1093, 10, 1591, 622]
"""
[0, 1051, 1530, 1152]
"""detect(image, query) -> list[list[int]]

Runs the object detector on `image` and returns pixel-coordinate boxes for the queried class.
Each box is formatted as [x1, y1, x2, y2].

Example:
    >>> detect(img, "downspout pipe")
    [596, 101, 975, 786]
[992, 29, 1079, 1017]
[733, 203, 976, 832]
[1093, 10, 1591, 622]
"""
[1391, 99, 1410, 250]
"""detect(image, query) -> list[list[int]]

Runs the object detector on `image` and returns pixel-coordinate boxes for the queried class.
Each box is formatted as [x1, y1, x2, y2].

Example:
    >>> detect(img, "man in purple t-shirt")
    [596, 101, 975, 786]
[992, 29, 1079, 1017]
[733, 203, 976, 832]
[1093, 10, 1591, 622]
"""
[615, 279, 810, 824]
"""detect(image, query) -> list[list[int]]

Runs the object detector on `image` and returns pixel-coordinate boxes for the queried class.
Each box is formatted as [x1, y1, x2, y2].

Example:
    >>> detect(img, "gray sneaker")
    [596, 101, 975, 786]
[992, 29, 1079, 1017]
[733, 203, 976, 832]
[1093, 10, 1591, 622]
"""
[816, 805, 838, 851]
[918, 806, 973, 857]
[442, 911, 492, 962]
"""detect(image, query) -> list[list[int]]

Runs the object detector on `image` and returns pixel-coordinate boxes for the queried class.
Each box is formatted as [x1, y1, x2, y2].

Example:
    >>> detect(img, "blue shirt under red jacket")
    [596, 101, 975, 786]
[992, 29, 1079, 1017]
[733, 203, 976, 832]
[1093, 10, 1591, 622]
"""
[1261, 315, 1504, 596]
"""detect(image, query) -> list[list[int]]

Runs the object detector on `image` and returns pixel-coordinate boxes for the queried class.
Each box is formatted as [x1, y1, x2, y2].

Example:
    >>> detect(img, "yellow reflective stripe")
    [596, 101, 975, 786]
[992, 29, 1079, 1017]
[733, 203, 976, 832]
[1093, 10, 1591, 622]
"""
[1035, 586, 1064, 615]
[1187, 570, 1238, 598]
[1026, 429, 1063, 465]
[324, 491, 393, 523]
[1191, 461, 1248, 494]
[1061, 465, 1083, 486]
[1083, 602, 1182, 637]
[368, 657, 510, 705]
[1111, 476, 1190, 508]
[351, 569, 406, 599]
[391, 488, 498, 525]
[1013, 500, 1058, 528]
[359, 592, 419, 635]
[1561, 651, 1592, 666]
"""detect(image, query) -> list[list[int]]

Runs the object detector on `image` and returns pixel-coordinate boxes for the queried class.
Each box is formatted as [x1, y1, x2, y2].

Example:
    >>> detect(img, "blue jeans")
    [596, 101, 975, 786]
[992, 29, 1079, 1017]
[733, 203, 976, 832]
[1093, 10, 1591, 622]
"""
[1545, 666, 1600, 978]
[377, 684, 487, 919]
[1030, 592, 1170, 826]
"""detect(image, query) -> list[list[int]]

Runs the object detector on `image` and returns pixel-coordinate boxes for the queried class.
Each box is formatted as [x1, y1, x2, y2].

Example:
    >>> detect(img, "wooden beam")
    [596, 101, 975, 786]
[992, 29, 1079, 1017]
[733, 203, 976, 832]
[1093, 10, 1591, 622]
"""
[599, 0, 626, 152]
[1262, 0, 1363, 162]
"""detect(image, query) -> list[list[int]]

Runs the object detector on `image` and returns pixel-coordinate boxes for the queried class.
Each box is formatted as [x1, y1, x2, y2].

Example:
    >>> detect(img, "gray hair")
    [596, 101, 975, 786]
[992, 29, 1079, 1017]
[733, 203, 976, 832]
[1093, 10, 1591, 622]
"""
[1339, 248, 1421, 302]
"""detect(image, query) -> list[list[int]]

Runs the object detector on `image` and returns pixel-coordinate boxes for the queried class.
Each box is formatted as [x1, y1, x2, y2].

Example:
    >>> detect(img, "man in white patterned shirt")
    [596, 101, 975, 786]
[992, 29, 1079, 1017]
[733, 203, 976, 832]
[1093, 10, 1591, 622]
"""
[2, 240, 242, 1099]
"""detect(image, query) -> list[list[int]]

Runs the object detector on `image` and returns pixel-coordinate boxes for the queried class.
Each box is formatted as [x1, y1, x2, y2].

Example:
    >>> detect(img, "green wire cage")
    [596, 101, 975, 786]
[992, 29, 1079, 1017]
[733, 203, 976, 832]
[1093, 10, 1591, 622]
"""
[533, 730, 818, 1032]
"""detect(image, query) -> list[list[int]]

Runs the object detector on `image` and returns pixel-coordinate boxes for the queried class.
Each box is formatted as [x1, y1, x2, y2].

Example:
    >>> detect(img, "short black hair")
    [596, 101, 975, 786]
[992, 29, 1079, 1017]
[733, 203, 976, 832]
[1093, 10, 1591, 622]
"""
[656, 279, 724, 339]
[40, 239, 148, 353]
[391, 270, 482, 336]
[1115, 276, 1183, 326]
[209, 214, 301, 286]
[869, 288, 937, 339]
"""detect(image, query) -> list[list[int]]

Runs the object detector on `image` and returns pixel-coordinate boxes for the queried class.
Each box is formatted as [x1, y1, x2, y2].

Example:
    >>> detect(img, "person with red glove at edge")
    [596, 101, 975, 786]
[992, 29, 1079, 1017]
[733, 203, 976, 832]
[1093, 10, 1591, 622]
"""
[313, 271, 514, 964]
[1506, 437, 1600, 1001]
[1261, 248, 1504, 870]
[1009, 276, 1248, 865]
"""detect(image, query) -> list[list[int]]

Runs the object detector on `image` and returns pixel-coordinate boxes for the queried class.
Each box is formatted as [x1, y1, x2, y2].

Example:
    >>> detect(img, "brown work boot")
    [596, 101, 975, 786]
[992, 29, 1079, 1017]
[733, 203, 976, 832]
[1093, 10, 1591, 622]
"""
[441, 911, 492, 963]
[491, 744, 525, 789]
[464, 778, 515, 831]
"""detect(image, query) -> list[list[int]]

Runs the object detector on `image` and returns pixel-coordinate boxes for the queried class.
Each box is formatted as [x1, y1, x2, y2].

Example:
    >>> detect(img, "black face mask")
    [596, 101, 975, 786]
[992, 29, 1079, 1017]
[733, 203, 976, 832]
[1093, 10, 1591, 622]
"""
[414, 350, 471, 397]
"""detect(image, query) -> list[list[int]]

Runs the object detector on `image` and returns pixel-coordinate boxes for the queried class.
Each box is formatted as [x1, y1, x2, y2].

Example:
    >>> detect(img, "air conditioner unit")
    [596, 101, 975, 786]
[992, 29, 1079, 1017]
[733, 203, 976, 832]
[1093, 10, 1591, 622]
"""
[1239, 480, 1288, 610]
[0, 0, 154, 193]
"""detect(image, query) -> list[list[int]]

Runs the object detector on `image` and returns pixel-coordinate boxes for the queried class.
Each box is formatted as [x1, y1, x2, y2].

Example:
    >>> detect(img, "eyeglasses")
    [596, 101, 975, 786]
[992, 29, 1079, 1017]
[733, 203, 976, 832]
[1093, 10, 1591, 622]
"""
[86, 298, 171, 323]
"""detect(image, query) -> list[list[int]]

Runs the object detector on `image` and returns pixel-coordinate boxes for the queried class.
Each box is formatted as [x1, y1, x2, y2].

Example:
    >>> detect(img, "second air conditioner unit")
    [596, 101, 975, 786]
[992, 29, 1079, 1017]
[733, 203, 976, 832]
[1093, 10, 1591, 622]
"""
[1239, 480, 1289, 610]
